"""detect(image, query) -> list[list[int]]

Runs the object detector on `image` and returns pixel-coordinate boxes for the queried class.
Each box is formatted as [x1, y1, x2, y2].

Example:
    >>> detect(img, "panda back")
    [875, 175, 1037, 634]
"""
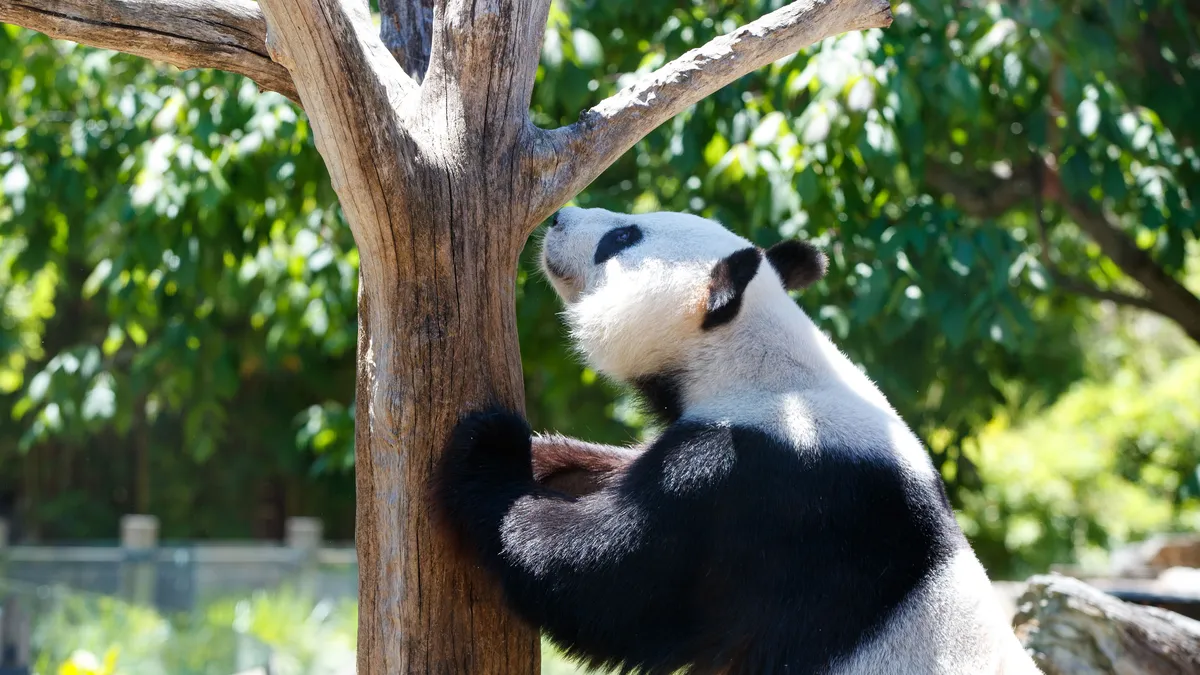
[680, 424, 964, 671]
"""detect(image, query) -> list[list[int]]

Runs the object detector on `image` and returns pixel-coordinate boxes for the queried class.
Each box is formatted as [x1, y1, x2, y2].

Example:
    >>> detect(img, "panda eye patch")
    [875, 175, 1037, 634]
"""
[593, 225, 644, 264]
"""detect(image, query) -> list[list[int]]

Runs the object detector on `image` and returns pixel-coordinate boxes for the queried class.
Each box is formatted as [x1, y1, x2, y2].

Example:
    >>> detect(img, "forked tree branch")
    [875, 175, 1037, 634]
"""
[258, 0, 420, 285]
[0, 0, 299, 103]
[926, 159, 1200, 344]
[2, 0, 897, 231]
[1029, 164, 1161, 314]
[535, 0, 894, 216]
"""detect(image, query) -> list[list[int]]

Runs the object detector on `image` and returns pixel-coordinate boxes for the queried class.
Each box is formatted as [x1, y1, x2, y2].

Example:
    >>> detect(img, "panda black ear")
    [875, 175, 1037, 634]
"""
[702, 247, 762, 330]
[765, 240, 827, 291]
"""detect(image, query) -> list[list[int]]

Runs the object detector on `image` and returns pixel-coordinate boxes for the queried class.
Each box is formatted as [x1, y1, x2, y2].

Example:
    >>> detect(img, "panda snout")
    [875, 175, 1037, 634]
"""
[541, 250, 583, 303]
[546, 259, 572, 281]
[542, 246, 572, 281]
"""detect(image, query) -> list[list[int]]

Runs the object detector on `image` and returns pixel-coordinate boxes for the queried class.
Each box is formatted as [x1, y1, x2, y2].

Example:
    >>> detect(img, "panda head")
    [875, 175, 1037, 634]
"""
[541, 207, 827, 383]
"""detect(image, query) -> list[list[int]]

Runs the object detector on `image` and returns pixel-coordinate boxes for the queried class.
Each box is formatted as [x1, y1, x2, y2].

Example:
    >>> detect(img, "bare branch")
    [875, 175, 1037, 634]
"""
[925, 161, 1036, 219]
[379, 0, 434, 81]
[1048, 275, 1161, 312]
[535, 0, 893, 215]
[0, 0, 299, 103]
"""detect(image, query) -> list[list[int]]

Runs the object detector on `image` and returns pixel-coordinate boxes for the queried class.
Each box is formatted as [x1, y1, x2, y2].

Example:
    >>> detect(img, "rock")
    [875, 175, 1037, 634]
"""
[1014, 573, 1200, 675]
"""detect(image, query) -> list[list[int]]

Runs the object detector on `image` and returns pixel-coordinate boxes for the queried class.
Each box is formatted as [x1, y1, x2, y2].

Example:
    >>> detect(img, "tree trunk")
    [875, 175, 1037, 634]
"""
[263, 2, 552, 668]
[0, 0, 893, 671]
[1015, 574, 1200, 675]
[347, 144, 546, 673]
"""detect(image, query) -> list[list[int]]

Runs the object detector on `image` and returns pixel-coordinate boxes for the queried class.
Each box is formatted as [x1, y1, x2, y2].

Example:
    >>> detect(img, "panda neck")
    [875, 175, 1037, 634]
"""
[673, 300, 903, 441]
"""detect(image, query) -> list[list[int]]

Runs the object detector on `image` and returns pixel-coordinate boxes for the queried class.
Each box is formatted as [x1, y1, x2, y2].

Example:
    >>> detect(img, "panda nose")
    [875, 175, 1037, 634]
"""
[551, 206, 584, 230]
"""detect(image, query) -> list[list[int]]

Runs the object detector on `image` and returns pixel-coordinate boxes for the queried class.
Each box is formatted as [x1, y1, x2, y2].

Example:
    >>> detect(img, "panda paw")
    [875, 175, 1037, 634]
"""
[434, 408, 535, 552]
[442, 407, 535, 484]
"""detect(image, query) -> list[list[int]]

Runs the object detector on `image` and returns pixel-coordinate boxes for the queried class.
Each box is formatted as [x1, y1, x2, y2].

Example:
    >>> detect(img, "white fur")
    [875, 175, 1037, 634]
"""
[833, 548, 1038, 675]
[541, 207, 1040, 674]
[543, 207, 920, 465]
[544, 208, 754, 380]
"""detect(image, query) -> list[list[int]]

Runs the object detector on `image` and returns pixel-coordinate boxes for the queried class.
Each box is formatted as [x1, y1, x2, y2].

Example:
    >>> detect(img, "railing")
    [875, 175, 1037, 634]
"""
[0, 516, 358, 674]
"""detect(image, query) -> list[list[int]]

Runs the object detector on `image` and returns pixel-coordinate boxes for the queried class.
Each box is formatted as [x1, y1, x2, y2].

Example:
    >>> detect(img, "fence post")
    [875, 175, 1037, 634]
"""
[0, 520, 7, 579]
[0, 517, 11, 666]
[285, 517, 322, 597]
[0, 517, 30, 673]
[120, 514, 158, 606]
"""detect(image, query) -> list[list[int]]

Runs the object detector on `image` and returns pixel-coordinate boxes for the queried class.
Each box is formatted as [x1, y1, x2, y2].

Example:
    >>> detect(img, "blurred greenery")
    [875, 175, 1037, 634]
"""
[28, 585, 355, 675]
[962, 312, 1200, 578]
[31, 587, 240, 675]
[28, 584, 583, 675]
[0, 0, 1198, 581]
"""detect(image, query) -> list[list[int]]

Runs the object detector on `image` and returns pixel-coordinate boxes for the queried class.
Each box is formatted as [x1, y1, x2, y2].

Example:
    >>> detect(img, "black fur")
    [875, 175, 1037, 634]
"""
[765, 240, 828, 291]
[594, 225, 644, 264]
[702, 247, 762, 330]
[631, 372, 686, 424]
[435, 409, 966, 675]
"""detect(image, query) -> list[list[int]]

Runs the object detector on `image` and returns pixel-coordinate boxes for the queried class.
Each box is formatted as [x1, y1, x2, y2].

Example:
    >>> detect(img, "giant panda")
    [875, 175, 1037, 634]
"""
[435, 207, 1039, 675]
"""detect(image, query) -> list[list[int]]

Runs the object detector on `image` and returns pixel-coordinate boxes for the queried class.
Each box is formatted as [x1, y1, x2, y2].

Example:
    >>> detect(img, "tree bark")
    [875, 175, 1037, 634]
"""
[1014, 574, 1200, 675]
[1, 0, 893, 671]
[379, 0, 435, 81]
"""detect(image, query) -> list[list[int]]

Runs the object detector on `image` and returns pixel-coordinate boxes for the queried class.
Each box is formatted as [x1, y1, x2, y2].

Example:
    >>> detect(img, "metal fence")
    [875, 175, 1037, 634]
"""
[2, 542, 357, 613]
[0, 516, 358, 675]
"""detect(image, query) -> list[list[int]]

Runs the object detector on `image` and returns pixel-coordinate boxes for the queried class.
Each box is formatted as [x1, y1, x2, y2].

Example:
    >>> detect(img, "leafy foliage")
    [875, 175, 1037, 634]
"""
[0, 26, 357, 538]
[30, 587, 233, 675]
[962, 315, 1200, 578]
[0, 0, 1198, 576]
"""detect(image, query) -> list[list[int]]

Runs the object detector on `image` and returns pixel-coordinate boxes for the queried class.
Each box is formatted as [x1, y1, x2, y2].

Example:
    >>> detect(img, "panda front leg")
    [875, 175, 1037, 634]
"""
[532, 433, 641, 496]
[434, 408, 699, 673]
